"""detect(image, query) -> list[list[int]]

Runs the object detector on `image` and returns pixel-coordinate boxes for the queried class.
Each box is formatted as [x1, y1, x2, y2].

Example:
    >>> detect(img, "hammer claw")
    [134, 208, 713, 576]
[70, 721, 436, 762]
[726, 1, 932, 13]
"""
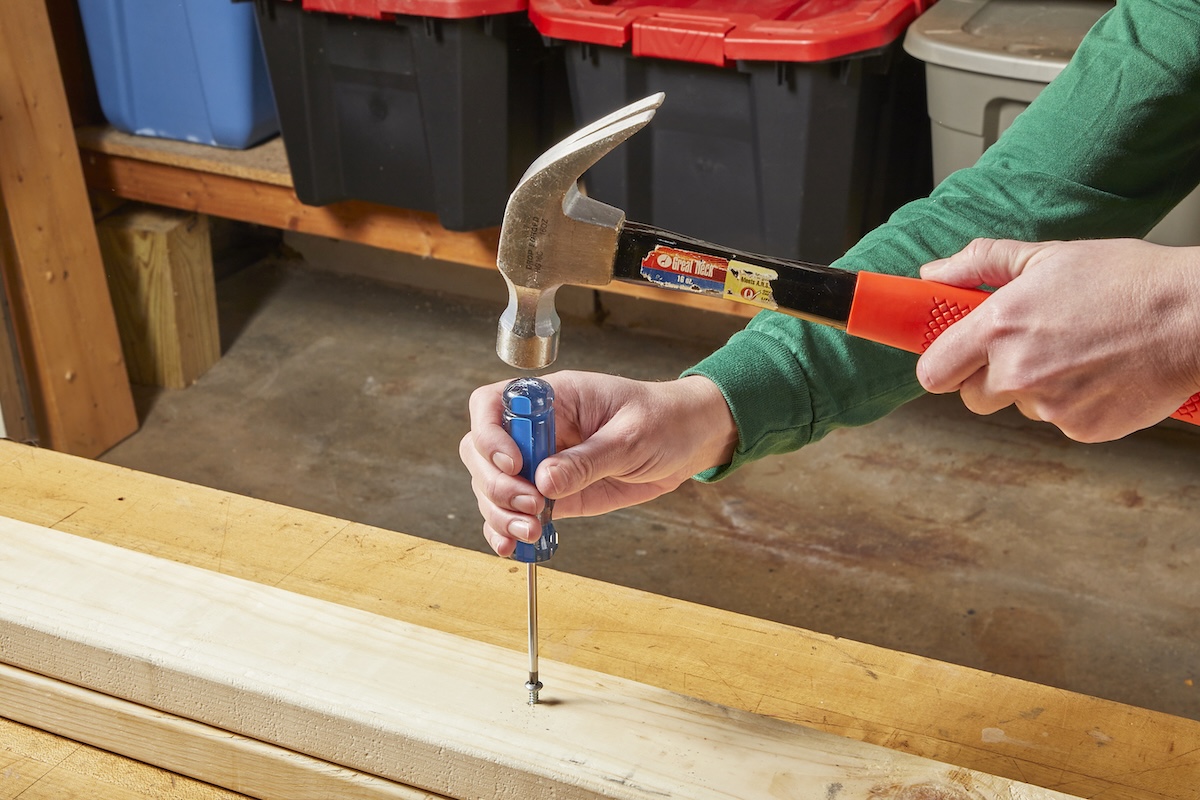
[516, 92, 666, 191]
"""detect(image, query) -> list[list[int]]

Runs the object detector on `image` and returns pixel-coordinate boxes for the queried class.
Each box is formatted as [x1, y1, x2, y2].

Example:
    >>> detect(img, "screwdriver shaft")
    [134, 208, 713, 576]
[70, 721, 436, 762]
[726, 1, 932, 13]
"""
[526, 562, 542, 704]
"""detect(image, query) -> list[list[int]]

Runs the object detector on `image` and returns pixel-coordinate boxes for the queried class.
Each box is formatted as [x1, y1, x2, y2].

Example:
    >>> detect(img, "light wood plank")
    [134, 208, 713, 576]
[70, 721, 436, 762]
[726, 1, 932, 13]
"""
[1, 440, 1194, 800]
[0, 2, 137, 456]
[97, 206, 220, 388]
[0, 517, 1076, 800]
[0, 664, 444, 800]
[0, 717, 248, 800]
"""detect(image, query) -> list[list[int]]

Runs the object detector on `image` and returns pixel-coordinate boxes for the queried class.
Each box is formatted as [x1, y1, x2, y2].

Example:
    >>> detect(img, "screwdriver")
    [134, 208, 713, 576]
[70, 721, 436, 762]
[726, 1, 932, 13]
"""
[501, 377, 558, 705]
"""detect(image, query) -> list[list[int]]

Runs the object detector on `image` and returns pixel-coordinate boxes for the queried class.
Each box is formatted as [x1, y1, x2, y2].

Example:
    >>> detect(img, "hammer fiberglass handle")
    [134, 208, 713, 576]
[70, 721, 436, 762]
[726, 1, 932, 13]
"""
[502, 377, 558, 562]
[614, 221, 1200, 425]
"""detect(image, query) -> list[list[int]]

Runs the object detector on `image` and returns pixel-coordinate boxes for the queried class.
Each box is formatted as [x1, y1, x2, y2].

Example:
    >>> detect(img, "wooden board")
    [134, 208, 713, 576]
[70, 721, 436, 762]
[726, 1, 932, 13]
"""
[76, 128, 758, 320]
[0, 2, 137, 456]
[77, 126, 293, 188]
[0, 715, 252, 800]
[0, 517, 1076, 800]
[0, 664, 442, 800]
[0, 440, 1195, 800]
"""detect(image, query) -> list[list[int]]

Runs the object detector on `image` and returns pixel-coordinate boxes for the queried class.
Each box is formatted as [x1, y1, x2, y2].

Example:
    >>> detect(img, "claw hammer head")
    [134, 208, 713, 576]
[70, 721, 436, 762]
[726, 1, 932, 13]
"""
[496, 93, 665, 370]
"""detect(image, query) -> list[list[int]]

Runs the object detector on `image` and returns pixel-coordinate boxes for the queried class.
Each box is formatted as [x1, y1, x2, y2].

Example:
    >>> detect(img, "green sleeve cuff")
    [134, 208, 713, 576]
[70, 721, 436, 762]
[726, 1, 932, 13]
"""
[681, 324, 815, 482]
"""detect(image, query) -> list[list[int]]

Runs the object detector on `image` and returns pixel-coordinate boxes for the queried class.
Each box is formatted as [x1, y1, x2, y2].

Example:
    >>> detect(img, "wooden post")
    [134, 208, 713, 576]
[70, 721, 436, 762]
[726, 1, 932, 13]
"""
[97, 206, 220, 388]
[0, 0, 137, 455]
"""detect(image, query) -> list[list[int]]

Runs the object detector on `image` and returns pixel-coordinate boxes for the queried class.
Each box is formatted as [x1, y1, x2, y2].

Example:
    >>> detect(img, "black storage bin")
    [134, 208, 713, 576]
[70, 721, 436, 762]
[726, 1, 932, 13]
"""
[530, 0, 933, 262]
[254, 0, 569, 231]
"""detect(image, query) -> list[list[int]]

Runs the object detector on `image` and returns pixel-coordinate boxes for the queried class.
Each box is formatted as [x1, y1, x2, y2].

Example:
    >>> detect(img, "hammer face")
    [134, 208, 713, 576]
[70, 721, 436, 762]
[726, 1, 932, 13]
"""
[498, 284, 561, 370]
[496, 183, 625, 369]
[495, 94, 666, 370]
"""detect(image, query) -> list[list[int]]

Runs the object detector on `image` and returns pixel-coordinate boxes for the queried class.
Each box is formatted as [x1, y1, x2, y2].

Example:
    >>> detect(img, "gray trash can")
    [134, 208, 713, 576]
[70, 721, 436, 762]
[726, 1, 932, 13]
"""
[904, 0, 1200, 247]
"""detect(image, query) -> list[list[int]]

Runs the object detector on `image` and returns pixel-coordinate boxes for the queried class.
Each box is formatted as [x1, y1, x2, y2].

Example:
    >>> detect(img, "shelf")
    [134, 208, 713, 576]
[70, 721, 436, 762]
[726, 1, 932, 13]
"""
[76, 127, 756, 320]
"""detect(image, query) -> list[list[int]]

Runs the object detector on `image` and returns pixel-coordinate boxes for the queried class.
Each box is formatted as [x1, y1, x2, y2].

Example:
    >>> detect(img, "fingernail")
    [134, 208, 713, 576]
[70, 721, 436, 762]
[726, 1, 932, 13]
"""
[513, 495, 539, 515]
[544, 464, 567, 496]
[508, 519, 532, 542]
[492, 452, 516, 474]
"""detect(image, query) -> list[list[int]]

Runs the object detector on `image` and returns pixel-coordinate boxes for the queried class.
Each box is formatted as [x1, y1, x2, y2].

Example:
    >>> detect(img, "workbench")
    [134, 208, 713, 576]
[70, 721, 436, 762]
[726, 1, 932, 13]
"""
[1, 439, 1196, 799]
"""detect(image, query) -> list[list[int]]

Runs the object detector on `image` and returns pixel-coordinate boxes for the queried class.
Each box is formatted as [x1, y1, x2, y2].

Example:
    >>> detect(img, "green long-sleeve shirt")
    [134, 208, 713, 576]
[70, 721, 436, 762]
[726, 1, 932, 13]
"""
[684, 0, 1200, 480]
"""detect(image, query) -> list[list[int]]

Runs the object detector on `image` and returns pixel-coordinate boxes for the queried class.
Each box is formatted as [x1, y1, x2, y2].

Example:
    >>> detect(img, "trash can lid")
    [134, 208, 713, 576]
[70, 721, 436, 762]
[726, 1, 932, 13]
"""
[529, 0, 934, 66]
[301, 0, 527, 20]
[904, 0, 1114, 83]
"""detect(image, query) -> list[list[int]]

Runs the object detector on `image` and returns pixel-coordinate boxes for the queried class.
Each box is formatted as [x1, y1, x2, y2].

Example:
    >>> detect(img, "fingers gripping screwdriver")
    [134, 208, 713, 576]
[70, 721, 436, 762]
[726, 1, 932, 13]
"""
[502, 377, 558, 705]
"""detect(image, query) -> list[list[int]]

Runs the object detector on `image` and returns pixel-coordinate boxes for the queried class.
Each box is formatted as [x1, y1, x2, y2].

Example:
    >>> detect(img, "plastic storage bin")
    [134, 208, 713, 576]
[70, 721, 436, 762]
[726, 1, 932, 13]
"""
[528, 0, 935, 262]
[253, 0, 570, 231]
[904, 0, 1200, 247]
[77, 0, 279, 149]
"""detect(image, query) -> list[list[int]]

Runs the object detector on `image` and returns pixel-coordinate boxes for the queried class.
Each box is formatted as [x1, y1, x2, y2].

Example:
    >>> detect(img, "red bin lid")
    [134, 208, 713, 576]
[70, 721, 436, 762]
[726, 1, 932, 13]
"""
[301, 0, 527, 19]
[528, 0, 935, 65]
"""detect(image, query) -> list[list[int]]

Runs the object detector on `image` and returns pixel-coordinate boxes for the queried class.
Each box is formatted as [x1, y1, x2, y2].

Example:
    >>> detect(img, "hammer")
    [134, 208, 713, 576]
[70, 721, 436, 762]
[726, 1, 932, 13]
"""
[495, 93, 1200, 425]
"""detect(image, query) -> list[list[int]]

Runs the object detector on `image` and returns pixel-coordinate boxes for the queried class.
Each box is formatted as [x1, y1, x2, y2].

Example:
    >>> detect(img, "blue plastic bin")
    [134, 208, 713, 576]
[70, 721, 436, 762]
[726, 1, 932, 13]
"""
[77, 0, 279, 149]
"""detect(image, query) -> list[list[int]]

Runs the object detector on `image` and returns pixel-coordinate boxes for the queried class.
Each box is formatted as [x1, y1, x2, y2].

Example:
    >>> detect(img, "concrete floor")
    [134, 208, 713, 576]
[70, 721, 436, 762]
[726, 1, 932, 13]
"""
[101, 233, 1200, 722]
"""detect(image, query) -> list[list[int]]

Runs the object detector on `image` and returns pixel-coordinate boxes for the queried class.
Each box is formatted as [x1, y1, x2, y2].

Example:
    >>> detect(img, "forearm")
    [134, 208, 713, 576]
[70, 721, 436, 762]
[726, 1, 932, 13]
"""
[688, 0, 1200, 478]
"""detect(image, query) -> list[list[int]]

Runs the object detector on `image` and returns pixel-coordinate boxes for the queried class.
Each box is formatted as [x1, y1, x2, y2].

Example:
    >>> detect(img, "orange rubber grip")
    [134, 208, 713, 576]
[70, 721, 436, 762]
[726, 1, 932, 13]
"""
[845, 271, 989, 355]
[845, 270, 1200, 426]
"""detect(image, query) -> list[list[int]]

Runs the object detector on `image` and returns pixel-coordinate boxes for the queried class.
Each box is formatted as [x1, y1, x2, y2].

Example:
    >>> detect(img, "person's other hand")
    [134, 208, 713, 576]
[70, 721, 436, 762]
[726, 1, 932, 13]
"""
[459, 371, 738, 557]
[917, 238, 1200, 441]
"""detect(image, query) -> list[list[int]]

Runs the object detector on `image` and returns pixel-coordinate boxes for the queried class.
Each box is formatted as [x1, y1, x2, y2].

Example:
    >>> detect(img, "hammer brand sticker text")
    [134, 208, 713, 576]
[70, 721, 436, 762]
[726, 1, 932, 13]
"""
[640, 247, 726, 296]
[724, 261, 779, 310]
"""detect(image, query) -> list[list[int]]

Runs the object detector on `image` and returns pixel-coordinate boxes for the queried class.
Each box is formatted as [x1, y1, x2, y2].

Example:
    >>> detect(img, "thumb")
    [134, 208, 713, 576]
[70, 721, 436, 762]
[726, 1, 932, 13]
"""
[921, 238, 1040, 289]
[535, 423, 648, 500]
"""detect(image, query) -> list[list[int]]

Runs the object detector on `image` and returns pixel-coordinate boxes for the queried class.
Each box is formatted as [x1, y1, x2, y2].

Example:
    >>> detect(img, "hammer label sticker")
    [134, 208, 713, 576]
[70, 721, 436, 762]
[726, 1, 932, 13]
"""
[724, 262, 779, 310]
[640, 247, 726, 296]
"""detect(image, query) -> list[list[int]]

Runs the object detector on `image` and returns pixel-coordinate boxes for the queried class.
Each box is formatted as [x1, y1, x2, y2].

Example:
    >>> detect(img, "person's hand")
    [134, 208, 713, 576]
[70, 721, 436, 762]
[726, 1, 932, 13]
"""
[916, 238, 1200, 441]
[459, 371, 737, 557]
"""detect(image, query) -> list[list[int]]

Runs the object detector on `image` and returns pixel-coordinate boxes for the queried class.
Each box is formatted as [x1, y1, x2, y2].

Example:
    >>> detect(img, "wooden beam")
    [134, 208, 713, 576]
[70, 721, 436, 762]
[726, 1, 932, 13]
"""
[97, 206, 220, 388]
[76, 129, 757, 320]
[0, 2, 137, 455]
[0, 517, 1076, 800]
[0, 715, 251, 800]
[0, 663, 443, 800]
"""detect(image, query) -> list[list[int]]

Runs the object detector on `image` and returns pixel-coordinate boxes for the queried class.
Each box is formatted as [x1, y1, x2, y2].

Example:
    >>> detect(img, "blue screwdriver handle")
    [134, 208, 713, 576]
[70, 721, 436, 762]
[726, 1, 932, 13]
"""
[502, 377, 558, 564]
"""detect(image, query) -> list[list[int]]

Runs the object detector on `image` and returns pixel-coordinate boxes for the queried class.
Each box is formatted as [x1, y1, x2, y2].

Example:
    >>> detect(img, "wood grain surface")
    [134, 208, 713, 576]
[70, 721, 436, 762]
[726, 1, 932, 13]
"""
[0, 440, 1195, 799]
[1, 516, 1078, 800]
